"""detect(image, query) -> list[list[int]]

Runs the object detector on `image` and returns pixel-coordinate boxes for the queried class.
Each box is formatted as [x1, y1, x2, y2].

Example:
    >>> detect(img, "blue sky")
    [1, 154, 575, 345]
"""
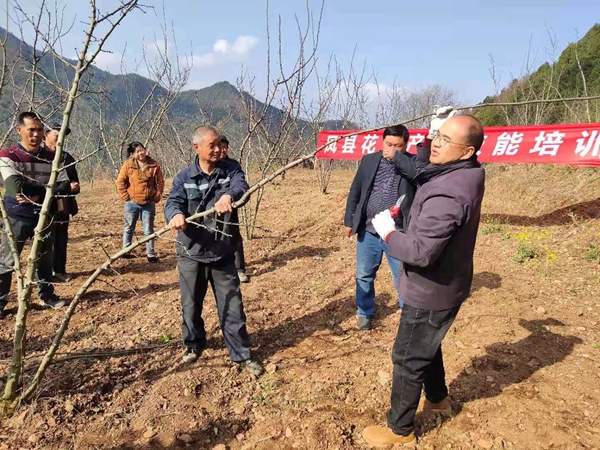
[12, 0, 600, 104]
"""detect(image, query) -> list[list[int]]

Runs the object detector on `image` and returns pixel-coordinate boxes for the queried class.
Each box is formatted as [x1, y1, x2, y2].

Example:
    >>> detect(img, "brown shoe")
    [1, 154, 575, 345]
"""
[362, 425, 416, 448]
[420, 396, 452, 416]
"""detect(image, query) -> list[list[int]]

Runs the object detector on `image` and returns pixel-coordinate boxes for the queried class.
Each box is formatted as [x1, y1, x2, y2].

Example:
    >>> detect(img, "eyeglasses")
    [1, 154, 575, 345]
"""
[432, 133, 470, 149]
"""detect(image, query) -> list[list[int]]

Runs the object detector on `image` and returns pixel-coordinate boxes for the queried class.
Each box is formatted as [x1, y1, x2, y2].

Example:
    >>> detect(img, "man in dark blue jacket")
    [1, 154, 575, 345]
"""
[165, 125, 263, 376]
[344, 125, 415, 330]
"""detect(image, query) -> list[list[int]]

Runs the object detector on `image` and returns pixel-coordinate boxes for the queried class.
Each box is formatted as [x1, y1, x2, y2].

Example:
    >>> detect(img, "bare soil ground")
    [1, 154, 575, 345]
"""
[0, 165, 599, 450]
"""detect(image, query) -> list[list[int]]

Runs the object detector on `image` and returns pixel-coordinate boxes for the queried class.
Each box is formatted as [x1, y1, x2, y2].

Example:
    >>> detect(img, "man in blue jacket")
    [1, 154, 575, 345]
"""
[362, 113, 485, 448]
[344, 125, 415, 330]
[164, 125, 263, 376]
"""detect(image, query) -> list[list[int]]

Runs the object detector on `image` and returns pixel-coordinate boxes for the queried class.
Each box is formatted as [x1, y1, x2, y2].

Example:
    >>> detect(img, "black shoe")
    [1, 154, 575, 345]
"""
[240, 359, 264, 376]
[122, 253, 135, 259]
[53, 273, 72, 283]
[182, 348, 201, 364]
[357, 316, 372, 330]
[41, 294, 67, 310]
[147, 255, 159, 263]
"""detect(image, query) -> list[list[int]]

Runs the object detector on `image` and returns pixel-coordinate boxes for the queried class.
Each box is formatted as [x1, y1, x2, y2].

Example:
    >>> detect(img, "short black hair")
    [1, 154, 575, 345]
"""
[45, 122, 71, 136]
[382, 124, 409, 143]
[462, 115, 484, 150]
[127, 141, 144, 156]
[18, 111, 41, 125]
[220, 135, 229, 146]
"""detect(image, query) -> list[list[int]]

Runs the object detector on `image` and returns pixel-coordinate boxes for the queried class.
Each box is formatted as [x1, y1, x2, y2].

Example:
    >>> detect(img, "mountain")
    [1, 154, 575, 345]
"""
[476, 24, 600, 126]
[0, 26, 304, 145]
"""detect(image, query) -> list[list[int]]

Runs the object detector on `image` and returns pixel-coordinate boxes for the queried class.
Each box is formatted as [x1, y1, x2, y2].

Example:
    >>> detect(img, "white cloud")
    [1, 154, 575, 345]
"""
[144, 39, 174, 56]
[92, 51, 124, 73]
[231, 35, 258, 54]
[191, 35, 258, 68]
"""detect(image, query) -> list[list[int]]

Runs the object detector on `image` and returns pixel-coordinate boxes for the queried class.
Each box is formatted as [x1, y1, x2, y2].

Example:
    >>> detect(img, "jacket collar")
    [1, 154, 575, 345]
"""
[190, 156, 222, 179]
[129, 156, 158, 168]
[416, 157, 481, 184]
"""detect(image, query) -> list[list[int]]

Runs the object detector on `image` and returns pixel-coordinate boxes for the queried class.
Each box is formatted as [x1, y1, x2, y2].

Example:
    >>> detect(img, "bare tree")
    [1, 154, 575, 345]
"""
[234, 0, 324, 239]
[1, 0, 144, 414]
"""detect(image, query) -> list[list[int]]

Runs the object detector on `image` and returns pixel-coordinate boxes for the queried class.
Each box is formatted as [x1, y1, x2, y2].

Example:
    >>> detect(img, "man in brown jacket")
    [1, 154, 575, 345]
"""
[116, 141, 165, 262]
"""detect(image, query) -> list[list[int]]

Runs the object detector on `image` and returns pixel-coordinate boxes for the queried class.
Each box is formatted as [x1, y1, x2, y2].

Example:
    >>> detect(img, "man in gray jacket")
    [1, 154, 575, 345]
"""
[362, 114, 485, 447]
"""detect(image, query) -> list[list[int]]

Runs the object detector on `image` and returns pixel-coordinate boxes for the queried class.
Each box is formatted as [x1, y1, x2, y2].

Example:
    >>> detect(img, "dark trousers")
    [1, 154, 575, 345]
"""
[53, 213, 69, 274]
[387, 303, 460, 436]
[234, 238, 246, 273]
[0, 217, 55, 310]
[231, 210, 246, 273]
[177, 255, 251, 362]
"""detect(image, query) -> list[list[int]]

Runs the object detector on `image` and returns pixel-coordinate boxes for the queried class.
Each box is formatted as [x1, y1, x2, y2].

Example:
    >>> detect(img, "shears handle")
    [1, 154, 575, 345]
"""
[389, 205, 401, 218]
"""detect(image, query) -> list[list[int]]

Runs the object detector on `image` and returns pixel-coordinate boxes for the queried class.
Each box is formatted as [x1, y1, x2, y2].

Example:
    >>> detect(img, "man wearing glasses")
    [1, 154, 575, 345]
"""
[344, 125, 416, 331]
[362, 111, 486, 447]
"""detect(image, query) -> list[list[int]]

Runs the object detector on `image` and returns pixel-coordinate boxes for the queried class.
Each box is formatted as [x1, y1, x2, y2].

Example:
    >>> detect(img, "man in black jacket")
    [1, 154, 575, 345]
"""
[165, 125, 263, 376]
[44, 123, 80, 282]
[362, 114, 485, 448]
[0, 112, 70, 313]
[344, 125, 415, 330]
[219, 136, 248, 283]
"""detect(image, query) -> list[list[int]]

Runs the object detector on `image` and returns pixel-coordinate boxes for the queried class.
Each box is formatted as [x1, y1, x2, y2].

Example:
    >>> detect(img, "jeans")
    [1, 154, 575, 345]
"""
[123, 201, 156, 256]
[53, 212, 70, 274]
[356, 230, 402, 317]
[387, 303, 460, 436]
[177, 255, 251, 362]
[0, 217, 55, 310]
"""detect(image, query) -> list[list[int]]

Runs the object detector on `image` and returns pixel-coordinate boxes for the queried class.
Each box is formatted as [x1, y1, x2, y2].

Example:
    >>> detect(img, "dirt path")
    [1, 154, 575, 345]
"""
[0, 167, 599, 449]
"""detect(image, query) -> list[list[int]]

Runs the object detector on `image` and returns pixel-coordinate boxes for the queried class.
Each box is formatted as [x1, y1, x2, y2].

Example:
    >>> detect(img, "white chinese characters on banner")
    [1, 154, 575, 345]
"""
[476, 135, 489, 156]
[529, 131, 566, 157]
[362, 134, 379, 154]
[492, 132, 524, 156]
[575, 131, 600, 158]
[407, 133, 424, 152]
[342, 135, 357, 154]
[324, 135, 338, 153]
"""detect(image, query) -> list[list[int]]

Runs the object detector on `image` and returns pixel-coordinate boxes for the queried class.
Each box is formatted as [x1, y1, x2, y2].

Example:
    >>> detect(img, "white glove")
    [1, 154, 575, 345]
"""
[372, 209, 396, 240]
[429, 106, 457, 137]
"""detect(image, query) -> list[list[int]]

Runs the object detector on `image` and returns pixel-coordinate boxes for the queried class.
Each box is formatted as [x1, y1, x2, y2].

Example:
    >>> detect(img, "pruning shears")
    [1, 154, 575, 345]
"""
[347, 195, 406, 240]
[389, 194, 406, 219]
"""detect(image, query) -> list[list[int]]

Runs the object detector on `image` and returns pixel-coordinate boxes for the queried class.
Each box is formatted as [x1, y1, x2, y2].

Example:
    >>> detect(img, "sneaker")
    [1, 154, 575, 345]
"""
[41, 294, 67, 310]
[53, 273, 72, 283]
[357, 315, 372, 331]
[147, 255, 159, 263]
[182, 348, 201, 364]
[237, 271, 249, 283]
[420, 396, 452, 416]
[240, 359, 264, 377]
[362, 424, 416, 448]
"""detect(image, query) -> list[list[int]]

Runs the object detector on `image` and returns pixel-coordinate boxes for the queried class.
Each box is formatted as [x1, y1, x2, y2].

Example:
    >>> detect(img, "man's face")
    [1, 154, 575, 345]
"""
[220, 143, 229, 159]
[382, 135, 407, 160]
[44, 130, 59, 151]
[17, 118, 44, 151]
[430, 119, 475, 165]
[194, 131, 222, 163]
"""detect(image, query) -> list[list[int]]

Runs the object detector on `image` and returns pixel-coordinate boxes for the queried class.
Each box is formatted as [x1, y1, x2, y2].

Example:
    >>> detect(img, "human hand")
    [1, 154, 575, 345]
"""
[429, 106, 457, 138]
[214, 194, 233, 215]
[169, 214, 187, 230]
[371, 209, 396, 240]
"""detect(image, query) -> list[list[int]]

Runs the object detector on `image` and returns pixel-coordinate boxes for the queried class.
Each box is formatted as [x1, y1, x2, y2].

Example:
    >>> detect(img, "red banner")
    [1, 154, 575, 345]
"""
[316, 123, 600, 167]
